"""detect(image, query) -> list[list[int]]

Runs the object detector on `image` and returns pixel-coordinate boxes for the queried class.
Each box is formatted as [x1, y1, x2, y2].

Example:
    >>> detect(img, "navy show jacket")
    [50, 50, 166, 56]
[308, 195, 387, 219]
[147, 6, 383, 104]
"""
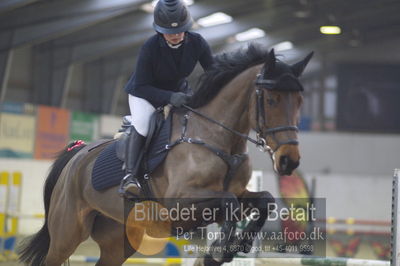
[124, 32, 214, 107]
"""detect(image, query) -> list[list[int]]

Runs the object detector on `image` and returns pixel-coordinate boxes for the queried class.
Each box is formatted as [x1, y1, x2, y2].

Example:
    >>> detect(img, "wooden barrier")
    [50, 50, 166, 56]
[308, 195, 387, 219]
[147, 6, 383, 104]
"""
[0, 171, 21, 261]
[0, 171, 8, 261]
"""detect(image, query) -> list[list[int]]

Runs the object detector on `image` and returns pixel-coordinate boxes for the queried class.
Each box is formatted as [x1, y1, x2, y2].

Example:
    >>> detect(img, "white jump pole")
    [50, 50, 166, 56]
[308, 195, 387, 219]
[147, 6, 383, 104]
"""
[392, 169, 400, 266]
[259, 257, 389, 266]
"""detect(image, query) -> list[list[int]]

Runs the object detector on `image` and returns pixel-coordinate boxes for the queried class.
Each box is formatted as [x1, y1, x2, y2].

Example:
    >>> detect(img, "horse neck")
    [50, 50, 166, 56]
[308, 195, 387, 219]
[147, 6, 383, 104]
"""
[197, 66, 260, 150]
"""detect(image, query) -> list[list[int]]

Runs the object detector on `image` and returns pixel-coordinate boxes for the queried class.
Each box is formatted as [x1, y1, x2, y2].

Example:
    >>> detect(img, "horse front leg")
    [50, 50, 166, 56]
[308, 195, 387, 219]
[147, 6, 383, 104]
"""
[196, 190, 274, 266]
[234, 190, 275, 253]
[203, 193, 240, 265]
[167, 188, 240, 266]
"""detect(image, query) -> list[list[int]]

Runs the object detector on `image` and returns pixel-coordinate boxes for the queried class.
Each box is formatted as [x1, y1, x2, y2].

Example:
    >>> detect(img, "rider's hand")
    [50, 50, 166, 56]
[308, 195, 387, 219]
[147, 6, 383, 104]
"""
[169, 92, 190, 107]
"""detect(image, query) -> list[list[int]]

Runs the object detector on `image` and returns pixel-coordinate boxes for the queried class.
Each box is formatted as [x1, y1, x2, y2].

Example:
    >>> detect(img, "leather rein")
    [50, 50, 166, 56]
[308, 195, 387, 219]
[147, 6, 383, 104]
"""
[182, 70, 301, 156]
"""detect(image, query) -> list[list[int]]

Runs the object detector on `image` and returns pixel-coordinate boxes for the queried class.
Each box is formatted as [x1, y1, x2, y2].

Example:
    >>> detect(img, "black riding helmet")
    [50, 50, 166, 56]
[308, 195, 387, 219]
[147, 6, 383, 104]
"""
[153, 0, 193, 34]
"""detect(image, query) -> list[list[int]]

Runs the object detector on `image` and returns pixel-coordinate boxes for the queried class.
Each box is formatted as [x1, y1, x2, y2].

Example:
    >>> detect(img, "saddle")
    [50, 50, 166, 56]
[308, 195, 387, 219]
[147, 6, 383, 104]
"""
[91, 107, 173, 195]
[115, 107, 171, 173]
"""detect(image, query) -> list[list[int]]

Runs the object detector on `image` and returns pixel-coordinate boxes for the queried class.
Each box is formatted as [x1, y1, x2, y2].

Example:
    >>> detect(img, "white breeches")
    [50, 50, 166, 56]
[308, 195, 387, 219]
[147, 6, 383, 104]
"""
[128, 95, 155, 137]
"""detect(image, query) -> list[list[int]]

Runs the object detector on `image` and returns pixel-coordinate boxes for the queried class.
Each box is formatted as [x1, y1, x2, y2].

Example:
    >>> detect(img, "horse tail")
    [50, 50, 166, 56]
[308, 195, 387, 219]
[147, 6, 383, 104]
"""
[17, 142, 86, 266]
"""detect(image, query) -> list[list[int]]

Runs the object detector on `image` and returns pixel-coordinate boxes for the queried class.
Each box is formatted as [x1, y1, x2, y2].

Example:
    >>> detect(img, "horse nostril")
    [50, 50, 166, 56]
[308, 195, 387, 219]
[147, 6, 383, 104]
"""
[279, 156, 300, 175]
[280, 156, 289, 171]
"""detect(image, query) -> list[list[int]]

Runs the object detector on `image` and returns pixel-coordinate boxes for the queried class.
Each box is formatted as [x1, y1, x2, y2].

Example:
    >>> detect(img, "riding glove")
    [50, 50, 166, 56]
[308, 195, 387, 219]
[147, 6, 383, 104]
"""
[169, 92, 190, 107]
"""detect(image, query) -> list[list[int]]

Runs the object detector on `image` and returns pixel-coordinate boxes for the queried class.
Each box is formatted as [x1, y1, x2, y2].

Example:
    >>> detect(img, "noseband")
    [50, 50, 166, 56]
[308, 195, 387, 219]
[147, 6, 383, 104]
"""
[254, 71, 303, 154]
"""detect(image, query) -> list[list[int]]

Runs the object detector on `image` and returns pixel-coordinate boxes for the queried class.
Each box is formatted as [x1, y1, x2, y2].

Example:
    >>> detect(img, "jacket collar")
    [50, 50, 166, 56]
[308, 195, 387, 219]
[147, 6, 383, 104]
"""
[157, 32, 191, 47]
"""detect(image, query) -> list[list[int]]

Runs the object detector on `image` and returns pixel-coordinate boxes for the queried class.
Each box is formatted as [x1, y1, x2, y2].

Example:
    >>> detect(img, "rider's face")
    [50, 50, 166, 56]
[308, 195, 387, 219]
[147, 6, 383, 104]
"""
[163, 32, 185, 45]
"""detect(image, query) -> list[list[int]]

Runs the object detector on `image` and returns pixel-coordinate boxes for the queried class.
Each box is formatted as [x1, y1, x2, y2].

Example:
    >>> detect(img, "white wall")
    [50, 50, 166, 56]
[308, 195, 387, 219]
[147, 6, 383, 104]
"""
[249, 132, 400, 176]
[249, 132, 400, 223]
[259, 171, 392, 222]
[298, 132, 400, 176]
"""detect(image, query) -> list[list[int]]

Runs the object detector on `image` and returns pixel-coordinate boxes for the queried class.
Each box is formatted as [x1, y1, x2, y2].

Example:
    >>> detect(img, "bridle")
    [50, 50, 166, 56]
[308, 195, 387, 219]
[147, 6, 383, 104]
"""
[182, 67, 303, 156]
[254, 69, 303, 154]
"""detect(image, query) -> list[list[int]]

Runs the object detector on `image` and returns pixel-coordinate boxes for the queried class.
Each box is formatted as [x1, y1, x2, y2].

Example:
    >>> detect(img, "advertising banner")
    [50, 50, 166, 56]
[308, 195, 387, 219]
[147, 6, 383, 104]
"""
[70, 111, 98, 143]
[0, 102, 35, 115]
[0, 112, 36, 158]
[34, 106, 70, 159]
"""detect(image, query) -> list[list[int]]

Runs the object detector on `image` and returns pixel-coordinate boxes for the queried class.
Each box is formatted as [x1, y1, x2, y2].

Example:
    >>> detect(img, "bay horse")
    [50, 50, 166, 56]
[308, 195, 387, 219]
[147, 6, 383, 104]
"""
[18, 45, 312, 266]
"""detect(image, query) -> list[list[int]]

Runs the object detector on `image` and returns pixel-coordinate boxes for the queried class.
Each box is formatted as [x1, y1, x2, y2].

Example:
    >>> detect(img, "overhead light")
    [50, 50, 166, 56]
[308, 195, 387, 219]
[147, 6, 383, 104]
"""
[273, 41, 293, 51]
[141, 3, 154, 13]
[183, 0, 194, 5]
[320, 26, 341, 35]
[141, 0, 194, 13]
[235, 28, 265, 42]
[197, 12, 233, 28]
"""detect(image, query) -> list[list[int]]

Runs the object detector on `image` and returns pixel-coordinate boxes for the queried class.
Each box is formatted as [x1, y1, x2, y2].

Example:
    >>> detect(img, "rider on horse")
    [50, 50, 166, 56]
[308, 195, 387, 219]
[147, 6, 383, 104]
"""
[120, 0, 214, 196]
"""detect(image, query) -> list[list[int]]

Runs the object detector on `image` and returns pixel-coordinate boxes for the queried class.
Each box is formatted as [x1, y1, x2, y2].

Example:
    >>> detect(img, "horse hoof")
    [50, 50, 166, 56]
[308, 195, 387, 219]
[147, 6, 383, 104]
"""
[224, 251, 236, 263]
[203, 254, 223, 266]
[243, 242, 253, 253]
[193, 257, 205, 266]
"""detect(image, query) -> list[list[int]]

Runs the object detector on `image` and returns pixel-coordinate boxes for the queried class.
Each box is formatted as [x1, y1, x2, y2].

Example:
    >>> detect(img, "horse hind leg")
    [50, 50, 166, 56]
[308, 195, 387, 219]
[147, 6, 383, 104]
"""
[45, 206, 96, 266]
[91, 215, 139, 266]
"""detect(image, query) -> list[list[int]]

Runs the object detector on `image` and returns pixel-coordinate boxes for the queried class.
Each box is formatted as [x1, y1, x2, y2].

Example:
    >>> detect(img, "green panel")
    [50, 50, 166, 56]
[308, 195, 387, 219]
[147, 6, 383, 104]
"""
[70, 111, 98, 143]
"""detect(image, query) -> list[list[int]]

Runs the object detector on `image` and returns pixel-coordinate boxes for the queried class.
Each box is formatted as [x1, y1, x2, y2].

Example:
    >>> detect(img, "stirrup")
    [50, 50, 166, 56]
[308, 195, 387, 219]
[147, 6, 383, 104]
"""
[118, 174, 142, 197]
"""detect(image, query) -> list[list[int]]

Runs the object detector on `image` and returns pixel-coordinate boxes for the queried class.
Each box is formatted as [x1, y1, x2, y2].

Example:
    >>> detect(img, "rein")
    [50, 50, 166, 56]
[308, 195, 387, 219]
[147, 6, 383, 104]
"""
[182, 71, 301, 155]
[182, 104, 263, 147]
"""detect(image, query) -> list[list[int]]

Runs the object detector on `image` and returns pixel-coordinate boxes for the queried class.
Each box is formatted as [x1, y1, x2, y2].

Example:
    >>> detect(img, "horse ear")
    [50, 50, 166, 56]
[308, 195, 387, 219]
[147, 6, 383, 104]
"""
[291, 51, 314, 77]
[265, 48, 276, 71]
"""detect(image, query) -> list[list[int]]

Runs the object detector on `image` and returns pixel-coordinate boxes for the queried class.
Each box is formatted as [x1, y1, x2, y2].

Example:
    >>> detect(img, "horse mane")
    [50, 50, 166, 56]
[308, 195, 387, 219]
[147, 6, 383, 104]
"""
[188, 43, 270, 108]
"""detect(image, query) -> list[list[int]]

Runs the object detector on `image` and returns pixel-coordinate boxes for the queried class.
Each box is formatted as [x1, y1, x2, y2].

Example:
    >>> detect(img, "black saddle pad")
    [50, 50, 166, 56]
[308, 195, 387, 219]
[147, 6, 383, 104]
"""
[91, 112, 173, 191]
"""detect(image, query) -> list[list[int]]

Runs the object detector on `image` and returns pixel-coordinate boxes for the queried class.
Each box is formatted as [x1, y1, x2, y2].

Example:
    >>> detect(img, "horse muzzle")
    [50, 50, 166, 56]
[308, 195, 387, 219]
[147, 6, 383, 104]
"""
[273, 144, 300, 176]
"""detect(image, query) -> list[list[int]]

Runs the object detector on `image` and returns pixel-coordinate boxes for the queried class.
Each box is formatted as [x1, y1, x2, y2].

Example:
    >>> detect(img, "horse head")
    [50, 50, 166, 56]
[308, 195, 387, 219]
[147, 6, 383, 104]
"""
[250, 49, 313, 175]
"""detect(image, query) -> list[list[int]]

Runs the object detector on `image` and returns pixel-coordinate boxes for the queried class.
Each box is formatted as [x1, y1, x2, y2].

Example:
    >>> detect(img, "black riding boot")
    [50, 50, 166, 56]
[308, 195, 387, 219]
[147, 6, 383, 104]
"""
[118, 126, 146, 197]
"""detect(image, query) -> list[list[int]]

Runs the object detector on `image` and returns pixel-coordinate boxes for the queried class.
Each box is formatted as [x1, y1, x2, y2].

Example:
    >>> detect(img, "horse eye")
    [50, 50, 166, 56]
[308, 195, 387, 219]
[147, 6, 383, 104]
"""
[266, 95, 279, 106]
[267, 98, 276, 105]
